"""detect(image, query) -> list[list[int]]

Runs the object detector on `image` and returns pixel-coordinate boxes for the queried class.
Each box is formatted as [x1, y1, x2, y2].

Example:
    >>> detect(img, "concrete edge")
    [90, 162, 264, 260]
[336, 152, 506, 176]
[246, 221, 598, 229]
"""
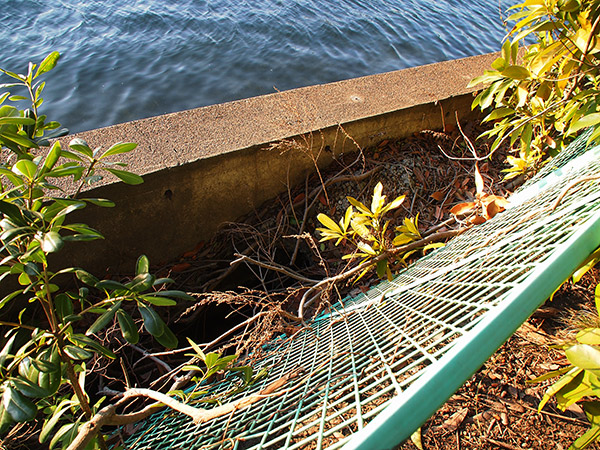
[60, 52, 495, 274]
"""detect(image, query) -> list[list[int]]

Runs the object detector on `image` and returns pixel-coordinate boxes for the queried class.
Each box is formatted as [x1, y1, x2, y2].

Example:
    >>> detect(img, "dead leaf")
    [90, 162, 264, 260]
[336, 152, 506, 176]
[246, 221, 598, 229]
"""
[318, 194, 327, 206]
[473, 409, 494, 424]
[171, 262, 192, 273]
[450, 202, 476, 216]
[413, 168, 426, 186]
[434, 407, 468, 434]
[566, 403, 586, 420]
[469, 215, 487, 225]
[293, 193, 305, 204]
[431, 191, 445, 202]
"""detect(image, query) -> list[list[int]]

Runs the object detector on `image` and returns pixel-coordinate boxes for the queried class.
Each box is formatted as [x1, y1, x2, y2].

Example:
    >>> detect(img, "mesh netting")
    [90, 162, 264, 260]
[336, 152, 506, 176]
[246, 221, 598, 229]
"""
[122, 134, 600, 450]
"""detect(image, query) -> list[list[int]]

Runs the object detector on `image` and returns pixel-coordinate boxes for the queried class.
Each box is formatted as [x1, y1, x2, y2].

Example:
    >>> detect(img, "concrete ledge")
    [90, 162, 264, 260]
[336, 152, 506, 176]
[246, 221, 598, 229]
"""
[62, 52, 495, 273]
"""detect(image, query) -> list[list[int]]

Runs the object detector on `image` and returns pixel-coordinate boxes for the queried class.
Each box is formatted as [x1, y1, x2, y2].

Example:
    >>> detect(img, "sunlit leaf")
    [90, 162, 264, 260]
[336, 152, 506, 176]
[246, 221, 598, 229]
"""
[68, 138, 93, 157]
[100, 142, 137, 159]
[40, 231, 63, 253]
[104, 168, 143, 185]
[34, 52, 60, 78]
[136, 254, 150, 275]
[63, 345, 92, 360]
[566, 344, 600, 369]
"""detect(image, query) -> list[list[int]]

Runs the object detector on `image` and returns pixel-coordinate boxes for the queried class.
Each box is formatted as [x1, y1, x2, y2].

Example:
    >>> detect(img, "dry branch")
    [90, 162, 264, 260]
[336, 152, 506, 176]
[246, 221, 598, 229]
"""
[67, 369, 303, 450]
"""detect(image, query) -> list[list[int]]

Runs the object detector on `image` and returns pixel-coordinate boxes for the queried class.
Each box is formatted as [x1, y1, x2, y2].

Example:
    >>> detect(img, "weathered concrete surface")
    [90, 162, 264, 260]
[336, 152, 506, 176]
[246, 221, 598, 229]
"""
[61, 52, 495, 274]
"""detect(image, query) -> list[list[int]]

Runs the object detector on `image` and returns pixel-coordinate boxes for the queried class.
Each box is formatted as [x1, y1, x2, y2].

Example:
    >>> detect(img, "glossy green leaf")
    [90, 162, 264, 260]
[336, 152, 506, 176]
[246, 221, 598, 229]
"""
[11, 377, 50, 398]
[40, 231, 63, 253]
[75, 269, 99, 287]
[35, 348, 61, 395]
[29, 356, 58, 374]
[50, 421, 79, 450]
[136, 254, 150, 275]
[86, 300, 122, 335]
[40, 141, 61, 175]
[104, 168, 143, 185]
[154, 325, 178, 349]
[50, 202, 86, 223]
[143, 296, 177, 306]
[1, 131, 38, 149]
[63, 344, 92, 360]
[127, 272, 154, 292]
[70, 334, 116, 360]
[0, 290, 23, 310]
[34, 52, 60, 78]
[68, 138, 93, 157]
[0, 117, 35, 126]
[116, 309, 139, 344]
[0, 402, 13, 434]
[0, 333, 16, 368]
[95, 279, 128, 291]
[2, 386, 36, 422]
[138, 304, 164, 336]
[54, 293, 73, 321]
[12, 159, 37, 180]
[81, 198, 115, 207]
[39, 399, 74, 444]
[100, 142, 137, 159]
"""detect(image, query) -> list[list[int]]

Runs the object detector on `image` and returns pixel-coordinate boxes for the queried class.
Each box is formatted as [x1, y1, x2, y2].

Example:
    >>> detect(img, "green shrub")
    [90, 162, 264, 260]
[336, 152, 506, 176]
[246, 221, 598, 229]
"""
[0, 53, 195, 449]
[470, 0, 600, 178]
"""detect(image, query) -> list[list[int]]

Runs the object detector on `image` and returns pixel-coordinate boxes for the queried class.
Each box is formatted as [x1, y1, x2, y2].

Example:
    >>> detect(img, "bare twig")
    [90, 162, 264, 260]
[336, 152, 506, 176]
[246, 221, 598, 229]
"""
[233, 253, 319, 284]
[129, 344, 173, 373]
[551, 174, 600, 210]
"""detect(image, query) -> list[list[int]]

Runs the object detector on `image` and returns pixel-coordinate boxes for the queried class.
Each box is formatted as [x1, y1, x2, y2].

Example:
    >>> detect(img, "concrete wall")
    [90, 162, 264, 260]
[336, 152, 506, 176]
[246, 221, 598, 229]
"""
[60, 52, 495, 274]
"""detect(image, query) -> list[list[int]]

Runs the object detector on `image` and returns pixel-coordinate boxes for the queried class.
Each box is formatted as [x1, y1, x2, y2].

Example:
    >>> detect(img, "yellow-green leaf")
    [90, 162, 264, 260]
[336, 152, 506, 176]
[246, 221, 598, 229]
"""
[502, 65, 531, 80]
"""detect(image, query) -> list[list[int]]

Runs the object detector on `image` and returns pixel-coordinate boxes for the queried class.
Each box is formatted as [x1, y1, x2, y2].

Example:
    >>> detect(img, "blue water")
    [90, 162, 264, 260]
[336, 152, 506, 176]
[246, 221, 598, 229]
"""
[2, 0, 513, 133]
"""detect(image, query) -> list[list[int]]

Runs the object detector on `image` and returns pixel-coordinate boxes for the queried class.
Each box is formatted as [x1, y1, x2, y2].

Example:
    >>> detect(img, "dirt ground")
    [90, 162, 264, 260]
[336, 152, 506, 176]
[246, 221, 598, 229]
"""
[397, 274, 600, 450]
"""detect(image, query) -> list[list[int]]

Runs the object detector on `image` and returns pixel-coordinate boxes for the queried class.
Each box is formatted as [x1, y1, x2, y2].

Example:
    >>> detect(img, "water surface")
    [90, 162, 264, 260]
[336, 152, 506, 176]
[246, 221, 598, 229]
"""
[1, 0, 513, 132]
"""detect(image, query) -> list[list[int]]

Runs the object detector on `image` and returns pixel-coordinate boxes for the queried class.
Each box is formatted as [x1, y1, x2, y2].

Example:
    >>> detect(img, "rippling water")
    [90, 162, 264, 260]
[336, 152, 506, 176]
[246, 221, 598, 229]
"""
[2, 0, 513, 133]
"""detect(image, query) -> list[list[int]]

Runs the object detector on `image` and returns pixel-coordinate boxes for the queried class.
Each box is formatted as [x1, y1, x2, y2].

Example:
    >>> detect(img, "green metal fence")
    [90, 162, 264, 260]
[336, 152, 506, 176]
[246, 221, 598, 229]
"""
[122, 133, 600, 450]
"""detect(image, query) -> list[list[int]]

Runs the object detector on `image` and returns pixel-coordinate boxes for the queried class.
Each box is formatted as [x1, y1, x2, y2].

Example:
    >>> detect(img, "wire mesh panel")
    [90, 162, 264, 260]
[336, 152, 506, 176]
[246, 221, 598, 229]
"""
[123, 138, 600, 450]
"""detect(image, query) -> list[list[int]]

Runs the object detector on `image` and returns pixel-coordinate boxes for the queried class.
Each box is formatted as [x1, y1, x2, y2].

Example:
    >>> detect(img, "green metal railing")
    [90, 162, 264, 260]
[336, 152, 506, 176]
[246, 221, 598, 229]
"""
[122, 133, 600, 450]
